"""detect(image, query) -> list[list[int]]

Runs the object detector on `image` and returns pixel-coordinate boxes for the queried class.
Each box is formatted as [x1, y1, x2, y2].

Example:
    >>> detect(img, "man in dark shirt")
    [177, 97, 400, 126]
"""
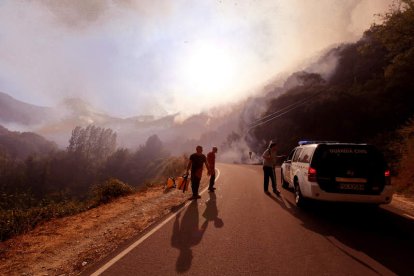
[186, 145, 210, 199]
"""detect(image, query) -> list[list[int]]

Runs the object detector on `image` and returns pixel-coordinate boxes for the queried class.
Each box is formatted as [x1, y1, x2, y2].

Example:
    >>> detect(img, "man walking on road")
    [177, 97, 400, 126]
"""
[207, 146, 218, 192]
[186, 145, 210, 199]
[262, 140, 281, 195]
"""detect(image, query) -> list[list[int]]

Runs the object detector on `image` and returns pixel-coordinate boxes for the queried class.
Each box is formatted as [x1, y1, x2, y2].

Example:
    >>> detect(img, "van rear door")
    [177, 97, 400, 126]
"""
[311, 144, 387, 195]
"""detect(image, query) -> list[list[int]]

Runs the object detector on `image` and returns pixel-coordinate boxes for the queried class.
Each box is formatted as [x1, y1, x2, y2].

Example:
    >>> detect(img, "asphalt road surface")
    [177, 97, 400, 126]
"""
[86, 163, 414, 276]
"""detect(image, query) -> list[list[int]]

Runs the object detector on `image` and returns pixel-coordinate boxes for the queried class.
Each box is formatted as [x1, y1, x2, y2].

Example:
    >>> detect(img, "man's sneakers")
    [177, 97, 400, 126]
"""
[189, 194, 201, 200]
[273, 189, 281, 196]
[208, 187, 216, 192]
[265, 189, 280, 196]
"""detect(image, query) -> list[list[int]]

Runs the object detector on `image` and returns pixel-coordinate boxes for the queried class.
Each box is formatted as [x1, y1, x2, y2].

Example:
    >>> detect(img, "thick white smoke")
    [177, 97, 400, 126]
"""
[0, 0, 393, 118]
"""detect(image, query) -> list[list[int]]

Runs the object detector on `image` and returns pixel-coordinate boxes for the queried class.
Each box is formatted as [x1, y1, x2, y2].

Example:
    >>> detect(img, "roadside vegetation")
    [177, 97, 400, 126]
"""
[0, 125, 188, 241]
[388, 119, 414, 195]
[244, 0, 414, 194]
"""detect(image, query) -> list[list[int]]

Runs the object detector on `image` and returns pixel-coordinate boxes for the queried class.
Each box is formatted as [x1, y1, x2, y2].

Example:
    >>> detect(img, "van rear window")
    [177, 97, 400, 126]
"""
[312, 145, 385, 172]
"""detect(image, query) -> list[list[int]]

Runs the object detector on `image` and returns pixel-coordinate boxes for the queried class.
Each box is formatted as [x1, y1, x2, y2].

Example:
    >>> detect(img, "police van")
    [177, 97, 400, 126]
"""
[280, 141, 393, 207]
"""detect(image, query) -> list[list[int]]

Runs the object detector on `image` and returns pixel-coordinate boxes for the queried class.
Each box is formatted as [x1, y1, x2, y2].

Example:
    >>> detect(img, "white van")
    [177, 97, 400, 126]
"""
[281, 141, 393, 207]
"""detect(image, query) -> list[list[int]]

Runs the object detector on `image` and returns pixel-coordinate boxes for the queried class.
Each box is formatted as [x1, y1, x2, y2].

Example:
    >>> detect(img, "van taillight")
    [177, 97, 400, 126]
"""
[384, 169, 391, 185]
[308, 167, 317, 182]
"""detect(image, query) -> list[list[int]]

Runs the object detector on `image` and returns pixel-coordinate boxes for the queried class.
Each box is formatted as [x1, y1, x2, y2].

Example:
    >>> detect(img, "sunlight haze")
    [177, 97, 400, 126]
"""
[0, 0, 393, 117]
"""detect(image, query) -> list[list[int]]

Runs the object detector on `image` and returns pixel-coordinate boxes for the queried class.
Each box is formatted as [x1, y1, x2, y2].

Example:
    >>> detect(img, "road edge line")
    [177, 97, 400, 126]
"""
[91, 168, 220, 275]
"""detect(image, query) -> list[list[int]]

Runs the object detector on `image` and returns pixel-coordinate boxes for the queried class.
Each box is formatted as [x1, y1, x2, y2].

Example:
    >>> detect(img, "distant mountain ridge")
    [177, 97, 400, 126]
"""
[0, 125, 57, 159]
[0, 92, 177, 147]
[0, 92, 239, 157]
[0, 91, 54, 126]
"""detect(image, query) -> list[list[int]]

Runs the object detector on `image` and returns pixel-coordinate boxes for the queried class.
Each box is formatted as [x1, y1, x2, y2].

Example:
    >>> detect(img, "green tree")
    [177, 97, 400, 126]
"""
[67, 125, 117, 165]
[65, 125, 117, 197]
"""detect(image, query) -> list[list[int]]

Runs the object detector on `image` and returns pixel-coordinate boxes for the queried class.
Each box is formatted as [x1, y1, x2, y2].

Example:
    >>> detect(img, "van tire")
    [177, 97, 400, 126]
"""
[282, 178, 289, 189]
[294, 182, 306, 208]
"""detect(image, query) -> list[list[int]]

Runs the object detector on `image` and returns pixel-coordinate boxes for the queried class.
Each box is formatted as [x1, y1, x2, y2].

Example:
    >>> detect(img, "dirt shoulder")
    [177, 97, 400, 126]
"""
[0, 181, 202, 276]
[0, 180, 413, 276]
[390, 193, 414, 214]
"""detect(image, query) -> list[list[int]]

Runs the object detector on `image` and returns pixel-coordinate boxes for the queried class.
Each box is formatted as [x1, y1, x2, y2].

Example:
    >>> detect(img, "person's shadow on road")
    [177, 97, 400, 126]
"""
[202, 192, 224, 228]
[171, 200, 208, 273]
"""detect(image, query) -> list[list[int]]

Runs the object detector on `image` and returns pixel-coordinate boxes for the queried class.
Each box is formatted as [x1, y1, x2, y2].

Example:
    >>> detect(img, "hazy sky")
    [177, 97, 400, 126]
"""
[0, 0, 393, 117]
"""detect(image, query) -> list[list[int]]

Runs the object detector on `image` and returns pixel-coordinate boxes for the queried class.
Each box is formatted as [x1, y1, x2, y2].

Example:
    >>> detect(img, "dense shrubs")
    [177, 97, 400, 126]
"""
[0, 200, 87, 241]
[387, 119, 414, 195]
[91, 178, 134, 205]
[0, 126, 189, 241]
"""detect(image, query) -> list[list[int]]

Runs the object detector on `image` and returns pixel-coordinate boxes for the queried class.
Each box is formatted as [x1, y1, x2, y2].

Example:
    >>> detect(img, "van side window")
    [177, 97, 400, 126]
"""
[299, 154, 309, 163]
[292, 148, 302, 162]
[298, 147, 315, 163]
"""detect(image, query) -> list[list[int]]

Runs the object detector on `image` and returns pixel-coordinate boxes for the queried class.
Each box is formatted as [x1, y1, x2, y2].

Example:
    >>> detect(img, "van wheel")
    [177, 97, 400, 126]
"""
[294, 183, 306, 208]
[282, 178, 289, 189]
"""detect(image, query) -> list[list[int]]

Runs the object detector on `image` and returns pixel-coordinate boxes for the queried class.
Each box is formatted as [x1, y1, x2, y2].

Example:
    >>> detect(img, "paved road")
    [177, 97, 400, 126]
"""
[87, 163, 414, 275]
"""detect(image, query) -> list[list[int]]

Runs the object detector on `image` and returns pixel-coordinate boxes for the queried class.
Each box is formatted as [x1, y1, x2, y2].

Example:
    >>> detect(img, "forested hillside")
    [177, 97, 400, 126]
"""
[0, 125, 57, 159]
[245, 1, 414, 165]
[0, 125, 187, 241]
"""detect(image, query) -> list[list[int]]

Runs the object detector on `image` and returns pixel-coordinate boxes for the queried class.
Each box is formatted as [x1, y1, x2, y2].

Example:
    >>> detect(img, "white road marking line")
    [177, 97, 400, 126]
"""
[403, 213, 414, 220]
[215, 168, 221, 181]
[91, 168, 221, 275]
[199, 168, 221, 194]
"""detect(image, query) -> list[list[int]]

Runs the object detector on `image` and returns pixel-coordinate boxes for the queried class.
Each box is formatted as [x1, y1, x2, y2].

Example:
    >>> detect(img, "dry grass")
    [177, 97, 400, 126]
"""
[389, 119, 414, 195]
[0, 177, 208, 276]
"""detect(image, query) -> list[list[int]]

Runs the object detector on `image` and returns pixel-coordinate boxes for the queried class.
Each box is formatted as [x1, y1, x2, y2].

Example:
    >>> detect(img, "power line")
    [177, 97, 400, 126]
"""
[246, 91, 323, 132]
[247, 92, 317, 127]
